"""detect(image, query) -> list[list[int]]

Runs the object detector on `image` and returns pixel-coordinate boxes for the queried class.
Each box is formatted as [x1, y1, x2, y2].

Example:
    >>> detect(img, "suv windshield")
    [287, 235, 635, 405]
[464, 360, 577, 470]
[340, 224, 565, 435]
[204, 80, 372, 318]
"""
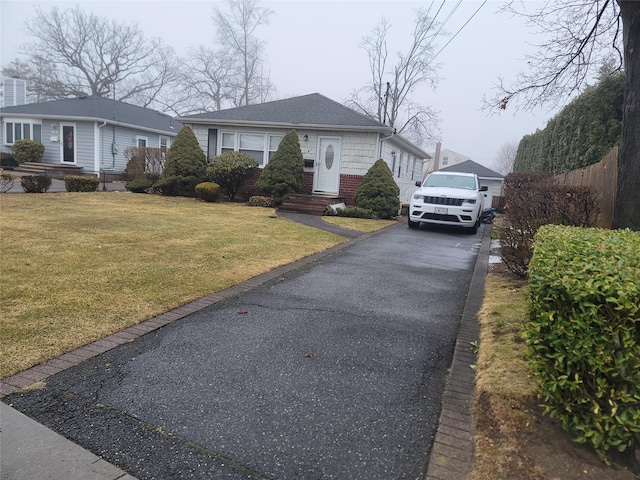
[424, 174, 476, 190]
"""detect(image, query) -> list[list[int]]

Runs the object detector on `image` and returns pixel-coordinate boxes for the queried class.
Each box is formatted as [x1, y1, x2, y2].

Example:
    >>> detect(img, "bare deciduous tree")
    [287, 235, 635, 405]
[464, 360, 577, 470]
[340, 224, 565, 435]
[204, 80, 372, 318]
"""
[212, 0, 274, 107]
[485, 0, 640, 230]
[8, 6, 178, 104]
[493, 141, 519, 175]
[347, 9, 443, 147]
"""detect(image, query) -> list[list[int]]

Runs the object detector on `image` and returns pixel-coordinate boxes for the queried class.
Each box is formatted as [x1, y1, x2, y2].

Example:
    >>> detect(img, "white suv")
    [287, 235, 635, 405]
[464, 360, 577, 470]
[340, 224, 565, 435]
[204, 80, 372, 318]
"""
[408, 171, 487, 234]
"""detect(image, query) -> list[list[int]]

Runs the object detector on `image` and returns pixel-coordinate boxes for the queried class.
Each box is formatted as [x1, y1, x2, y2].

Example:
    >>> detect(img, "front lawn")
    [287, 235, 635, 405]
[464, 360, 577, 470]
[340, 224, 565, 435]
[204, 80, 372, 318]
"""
[0, 193, 350, 378]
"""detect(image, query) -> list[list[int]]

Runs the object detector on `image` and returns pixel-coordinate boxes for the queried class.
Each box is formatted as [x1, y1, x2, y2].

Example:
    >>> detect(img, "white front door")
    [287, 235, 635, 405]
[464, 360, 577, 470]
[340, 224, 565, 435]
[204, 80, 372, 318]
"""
[314, 136, 341, 194]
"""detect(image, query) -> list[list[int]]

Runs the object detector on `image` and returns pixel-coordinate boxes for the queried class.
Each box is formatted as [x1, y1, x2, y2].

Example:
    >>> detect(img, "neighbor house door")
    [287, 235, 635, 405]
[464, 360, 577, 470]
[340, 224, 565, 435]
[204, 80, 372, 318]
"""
[60, 124, 76, 164]
[314, 136, 341, 194]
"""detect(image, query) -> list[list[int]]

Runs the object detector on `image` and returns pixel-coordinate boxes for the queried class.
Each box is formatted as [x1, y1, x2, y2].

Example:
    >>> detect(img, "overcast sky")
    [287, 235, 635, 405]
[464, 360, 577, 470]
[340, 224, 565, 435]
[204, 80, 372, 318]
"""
[0, 0, 562, 170]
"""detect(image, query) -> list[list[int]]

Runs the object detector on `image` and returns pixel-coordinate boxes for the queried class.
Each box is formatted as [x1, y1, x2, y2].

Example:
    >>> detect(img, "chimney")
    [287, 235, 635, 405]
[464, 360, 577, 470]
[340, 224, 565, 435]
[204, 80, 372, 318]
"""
[433, 142, 442, 171]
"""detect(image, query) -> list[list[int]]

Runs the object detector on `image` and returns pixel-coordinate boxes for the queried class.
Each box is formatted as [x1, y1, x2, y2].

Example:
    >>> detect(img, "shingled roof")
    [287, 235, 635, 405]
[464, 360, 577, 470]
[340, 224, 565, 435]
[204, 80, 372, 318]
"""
[0, 95, 177, 134]
[178, 93, 393, 132]
[439, 159, 503, 179]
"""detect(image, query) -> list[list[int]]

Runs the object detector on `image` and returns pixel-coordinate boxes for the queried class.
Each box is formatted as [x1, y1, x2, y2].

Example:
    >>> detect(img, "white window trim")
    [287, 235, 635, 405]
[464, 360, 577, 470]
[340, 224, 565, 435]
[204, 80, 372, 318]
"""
[3, 118, 42, 145]
[218, 130, 284, 168]
[159, 136, 170, 150]
[135, 135, 148, 147]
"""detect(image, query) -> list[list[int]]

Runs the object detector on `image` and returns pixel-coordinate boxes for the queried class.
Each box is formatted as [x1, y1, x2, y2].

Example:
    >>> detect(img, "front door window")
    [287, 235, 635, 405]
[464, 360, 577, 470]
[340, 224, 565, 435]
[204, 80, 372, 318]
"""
[62, 125, 75, 163]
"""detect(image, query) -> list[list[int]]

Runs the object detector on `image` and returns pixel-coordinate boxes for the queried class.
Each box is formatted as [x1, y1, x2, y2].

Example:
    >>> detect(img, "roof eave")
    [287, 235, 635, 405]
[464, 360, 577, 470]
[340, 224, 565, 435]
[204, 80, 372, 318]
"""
[177, 117, 392, 133]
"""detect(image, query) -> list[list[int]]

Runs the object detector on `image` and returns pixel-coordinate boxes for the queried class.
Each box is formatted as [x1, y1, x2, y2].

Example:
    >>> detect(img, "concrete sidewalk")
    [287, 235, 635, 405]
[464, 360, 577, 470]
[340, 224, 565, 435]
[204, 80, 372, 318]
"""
[0, 402, 136, 480]
[1, 219, 488, 480]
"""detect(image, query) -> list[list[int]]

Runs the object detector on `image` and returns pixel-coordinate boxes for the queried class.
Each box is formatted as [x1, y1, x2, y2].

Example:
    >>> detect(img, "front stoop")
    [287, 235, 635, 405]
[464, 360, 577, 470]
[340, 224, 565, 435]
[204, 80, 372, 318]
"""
[278, 194, 345, 216]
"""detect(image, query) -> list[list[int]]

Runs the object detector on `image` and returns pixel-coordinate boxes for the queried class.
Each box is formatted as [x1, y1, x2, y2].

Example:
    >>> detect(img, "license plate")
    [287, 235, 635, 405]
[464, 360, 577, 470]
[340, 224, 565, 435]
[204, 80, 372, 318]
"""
[435, 207, 448, 214]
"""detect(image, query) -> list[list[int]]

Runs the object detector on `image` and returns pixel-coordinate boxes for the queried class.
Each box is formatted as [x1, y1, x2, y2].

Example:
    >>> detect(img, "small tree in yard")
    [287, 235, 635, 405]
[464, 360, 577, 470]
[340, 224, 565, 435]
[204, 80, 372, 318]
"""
[11, 139, 45, 164]
[255, 130, 304, 206]
[354, 159, 400, 219]
[162, 126, 207, 180]
[207, 151, 259, 201]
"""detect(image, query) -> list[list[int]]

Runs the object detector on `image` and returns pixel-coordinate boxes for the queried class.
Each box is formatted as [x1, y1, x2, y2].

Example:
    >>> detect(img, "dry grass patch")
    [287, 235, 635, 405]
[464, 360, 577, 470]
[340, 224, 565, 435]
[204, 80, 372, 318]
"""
[0, 193, 345, 378]
[321, 216, 397, 232]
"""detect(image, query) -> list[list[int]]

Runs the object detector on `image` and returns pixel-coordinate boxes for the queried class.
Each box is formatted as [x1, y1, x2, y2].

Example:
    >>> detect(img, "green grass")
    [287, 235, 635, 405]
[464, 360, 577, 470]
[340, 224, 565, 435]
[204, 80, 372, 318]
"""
[0, 193, 357, 378]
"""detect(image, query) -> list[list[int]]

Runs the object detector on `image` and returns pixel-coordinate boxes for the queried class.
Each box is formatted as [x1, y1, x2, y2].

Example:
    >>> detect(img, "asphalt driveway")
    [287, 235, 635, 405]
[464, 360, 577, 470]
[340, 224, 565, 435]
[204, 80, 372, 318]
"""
[4, 221, 483, 480]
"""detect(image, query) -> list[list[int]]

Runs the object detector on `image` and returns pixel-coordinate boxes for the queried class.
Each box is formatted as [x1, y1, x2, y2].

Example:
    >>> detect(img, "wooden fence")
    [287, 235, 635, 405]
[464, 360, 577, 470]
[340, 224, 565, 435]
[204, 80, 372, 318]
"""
[554, 146, 618, 229]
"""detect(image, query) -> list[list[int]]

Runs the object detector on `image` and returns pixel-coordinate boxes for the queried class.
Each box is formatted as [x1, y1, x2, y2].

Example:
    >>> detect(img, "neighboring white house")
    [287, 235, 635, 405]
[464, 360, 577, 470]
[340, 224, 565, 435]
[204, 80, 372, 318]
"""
[177, 93, 431, 205]
[437, 159, 505, 208]
[0, 95, 179, 176]
[423, 147, 471, 176]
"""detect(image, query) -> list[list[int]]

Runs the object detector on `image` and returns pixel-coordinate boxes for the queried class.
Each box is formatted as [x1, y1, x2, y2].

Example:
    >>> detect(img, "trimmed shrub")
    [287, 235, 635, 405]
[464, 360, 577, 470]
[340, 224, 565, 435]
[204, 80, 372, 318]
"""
[65, 175, 99, 192]
[207, 151, 259, 201]
[527, 225, 640, 462]
[125, 179, 153, 193]
[152, 175, 200, 197]
[324, 206, 373, 218]
[21, 175, 52, 193]
[11, 139, 45, 164]
[0, 171, 15, 193]
[162, 126, 207, 181]
[247, 196, 274, 207]
[0, 152, 18, 168]
[255, 130, 304, 206]
[353, 159, 400, 219]
[195, 182, 221, 202]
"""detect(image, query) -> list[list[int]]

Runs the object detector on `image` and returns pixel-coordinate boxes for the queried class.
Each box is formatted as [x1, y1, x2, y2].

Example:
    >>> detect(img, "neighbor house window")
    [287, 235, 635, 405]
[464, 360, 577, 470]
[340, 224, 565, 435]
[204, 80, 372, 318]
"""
[136, 136, 148, 147]
[159, 136, 170, 152]
[442, 156, 449, 166]
[4, 121, 42, 145]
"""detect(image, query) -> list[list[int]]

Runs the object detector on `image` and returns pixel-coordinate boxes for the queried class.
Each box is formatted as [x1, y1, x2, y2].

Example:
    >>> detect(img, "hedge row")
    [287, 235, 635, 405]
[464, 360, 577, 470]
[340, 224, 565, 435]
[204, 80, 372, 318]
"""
[527, 225, 640, 462]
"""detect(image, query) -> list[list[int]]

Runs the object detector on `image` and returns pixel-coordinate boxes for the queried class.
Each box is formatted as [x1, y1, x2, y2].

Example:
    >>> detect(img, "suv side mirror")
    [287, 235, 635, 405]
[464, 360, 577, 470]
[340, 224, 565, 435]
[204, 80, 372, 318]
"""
[480, 185, 488, 192]
[415, 181, 422, 187]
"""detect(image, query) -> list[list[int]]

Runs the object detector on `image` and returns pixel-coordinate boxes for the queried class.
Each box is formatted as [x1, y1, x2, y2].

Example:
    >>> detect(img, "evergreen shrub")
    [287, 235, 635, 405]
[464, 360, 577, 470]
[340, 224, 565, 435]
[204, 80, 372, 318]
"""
[0, 153, 18, 168]
[125, 179, 153, 193]
[353, 159, 400, 219]
[527, 225, 640, 462]
[255, 130, 304, 206]
[195, 182, 221, 202]
[324, 206, 373, 218]
[65, 175, 100, 192]
[207, 151, 258, 201]
[247, 196, 274, 207]
[162, 126, 207, 181]
[21, 175, 52, 193]
[152, 176, 200, 197]
[11, 139, 45, 164]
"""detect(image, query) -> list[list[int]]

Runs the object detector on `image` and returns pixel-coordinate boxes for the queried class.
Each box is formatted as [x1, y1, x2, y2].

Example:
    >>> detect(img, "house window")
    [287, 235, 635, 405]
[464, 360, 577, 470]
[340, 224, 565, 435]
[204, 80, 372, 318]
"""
[442, 156, 449, 166]
[221, 132, 236, 153]
[136, 136, 148, 147]
[239, 133, 265, 165]
[268, 135, 283, 160]
[219, 131, 283, 167]
[159, 136, 170, 152]
[4, 121, 42, 145]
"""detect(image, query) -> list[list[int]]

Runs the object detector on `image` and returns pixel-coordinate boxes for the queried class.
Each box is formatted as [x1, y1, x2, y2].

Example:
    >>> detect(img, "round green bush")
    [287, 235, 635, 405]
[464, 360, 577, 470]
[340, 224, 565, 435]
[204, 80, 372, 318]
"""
[125, 179, 153, 193]
[195, 182, 221, 202]
[11, 139, 45, 164]
[354, 159, 400, 219]
[207, 151, 258, 200]
[64, 175, 99, 192]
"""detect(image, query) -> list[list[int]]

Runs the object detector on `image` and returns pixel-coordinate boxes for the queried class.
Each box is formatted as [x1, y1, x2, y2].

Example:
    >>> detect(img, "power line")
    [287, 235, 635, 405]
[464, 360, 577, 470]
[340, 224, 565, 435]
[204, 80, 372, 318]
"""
[432, 0, 488, 62]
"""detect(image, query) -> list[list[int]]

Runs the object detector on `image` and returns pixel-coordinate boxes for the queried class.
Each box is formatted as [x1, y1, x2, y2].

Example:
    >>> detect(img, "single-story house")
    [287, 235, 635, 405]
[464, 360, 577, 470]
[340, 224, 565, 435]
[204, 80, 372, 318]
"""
[176, 93, 431, 205]
[0, 95, 178, 177]
[437, 159, 505, 208]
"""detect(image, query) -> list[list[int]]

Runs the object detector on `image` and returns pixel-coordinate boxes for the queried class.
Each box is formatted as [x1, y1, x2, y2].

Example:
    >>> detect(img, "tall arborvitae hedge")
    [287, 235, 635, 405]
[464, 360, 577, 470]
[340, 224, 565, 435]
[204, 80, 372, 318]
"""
[514, 72, 624, 173]
[255, 130, 304, 206]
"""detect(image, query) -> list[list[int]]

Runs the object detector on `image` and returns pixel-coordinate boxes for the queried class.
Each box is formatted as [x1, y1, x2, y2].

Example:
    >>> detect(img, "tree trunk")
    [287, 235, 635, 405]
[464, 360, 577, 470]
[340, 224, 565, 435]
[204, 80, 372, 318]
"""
[613, 1, 640, 230]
